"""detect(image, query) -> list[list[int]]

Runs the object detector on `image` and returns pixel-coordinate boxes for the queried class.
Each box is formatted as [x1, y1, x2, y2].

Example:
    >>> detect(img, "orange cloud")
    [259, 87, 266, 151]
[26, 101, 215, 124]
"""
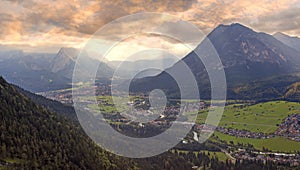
[0, 0, 299, 53]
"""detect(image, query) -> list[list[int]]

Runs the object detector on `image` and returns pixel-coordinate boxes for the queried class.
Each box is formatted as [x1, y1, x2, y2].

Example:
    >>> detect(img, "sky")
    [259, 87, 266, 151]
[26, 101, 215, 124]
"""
[0, 0, 299, 60]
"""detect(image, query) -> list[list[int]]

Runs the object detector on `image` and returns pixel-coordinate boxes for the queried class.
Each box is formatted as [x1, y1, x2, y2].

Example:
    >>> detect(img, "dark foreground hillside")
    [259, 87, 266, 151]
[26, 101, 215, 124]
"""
[0, 77, 135, 169]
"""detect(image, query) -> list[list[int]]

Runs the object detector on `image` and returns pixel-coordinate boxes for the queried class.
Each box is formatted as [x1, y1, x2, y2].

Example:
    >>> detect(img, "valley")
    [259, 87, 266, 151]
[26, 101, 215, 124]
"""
[37, 82, 300, 168]
[1, 77, 283, 169]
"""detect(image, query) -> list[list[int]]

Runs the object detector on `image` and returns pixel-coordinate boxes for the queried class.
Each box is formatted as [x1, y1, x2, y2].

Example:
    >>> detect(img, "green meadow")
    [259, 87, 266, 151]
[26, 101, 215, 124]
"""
[197, 101, 300, 153]
[212, 131, 300, 153]
[197, 101, 300, 133]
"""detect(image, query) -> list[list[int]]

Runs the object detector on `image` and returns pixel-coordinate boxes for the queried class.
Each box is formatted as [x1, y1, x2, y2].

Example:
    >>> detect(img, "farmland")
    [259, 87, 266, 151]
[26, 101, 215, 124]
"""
[212, 131, 300, 153]
[197, 101, 300, 133]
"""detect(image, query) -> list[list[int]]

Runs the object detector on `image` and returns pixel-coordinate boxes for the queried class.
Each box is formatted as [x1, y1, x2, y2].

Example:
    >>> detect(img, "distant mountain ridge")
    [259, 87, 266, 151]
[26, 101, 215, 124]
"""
[0, 47, 113, 92]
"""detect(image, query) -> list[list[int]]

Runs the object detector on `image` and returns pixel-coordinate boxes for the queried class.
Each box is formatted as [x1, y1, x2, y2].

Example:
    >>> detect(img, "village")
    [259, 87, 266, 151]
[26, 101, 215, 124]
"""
[233, 150, 300, 166]
[275, 114, 300, 142]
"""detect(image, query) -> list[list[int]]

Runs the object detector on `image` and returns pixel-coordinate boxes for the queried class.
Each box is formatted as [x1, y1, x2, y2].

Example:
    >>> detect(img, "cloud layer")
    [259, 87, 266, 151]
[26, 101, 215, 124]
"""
[0, 0, 299, 55]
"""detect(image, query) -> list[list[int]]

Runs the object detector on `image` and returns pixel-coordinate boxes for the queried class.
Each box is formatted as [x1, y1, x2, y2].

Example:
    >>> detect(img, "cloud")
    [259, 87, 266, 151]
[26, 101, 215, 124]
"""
[7, 0, 197, 35]
[175, 0, 299, 33]
[251, 6, 300, 36]
[0, 0, 299, 54]
[0, 13, 22, 41]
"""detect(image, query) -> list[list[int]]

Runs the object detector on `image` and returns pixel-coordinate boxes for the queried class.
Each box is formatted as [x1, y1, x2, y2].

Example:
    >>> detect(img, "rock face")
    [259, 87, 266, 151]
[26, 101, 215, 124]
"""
[211, 24, 299, 67]
[50, 47, 78, 73]
[50, 47, 113, 80]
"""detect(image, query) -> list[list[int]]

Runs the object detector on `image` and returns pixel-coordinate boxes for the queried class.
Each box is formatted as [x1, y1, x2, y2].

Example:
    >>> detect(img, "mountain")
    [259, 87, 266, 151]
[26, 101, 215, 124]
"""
[274, 32, 300, 52]
[50, 47, 113, 81]
[0, 53, 71, 92]
[50, 48, 78, 73]
[199, 23, 300, 82]
[0, 77, 138, 169]
[0, 47, 114, 92]
[130, 23, 300, 99]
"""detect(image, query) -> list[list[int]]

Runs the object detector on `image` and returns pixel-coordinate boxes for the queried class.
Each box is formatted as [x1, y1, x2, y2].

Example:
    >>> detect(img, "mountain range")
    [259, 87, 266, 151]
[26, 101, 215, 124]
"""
[1, 23, 300, 101]
[0, 48, 113, 92]
[0, 47, 179, 93]
[131, 23, 300, 100]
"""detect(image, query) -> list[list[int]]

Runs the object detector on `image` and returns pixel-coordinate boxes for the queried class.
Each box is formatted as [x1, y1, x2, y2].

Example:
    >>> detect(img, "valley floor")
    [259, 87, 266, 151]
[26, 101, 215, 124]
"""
[39, 86, 300, 168]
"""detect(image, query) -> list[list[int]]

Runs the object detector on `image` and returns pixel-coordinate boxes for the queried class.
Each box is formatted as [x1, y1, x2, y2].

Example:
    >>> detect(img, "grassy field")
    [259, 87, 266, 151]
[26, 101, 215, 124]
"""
[212, 131, 300, 153]
[203, 151, 228, 162]
[197, 101, 300, 133]
[89, 99, 300, 134]
[87, 95, 130, 114]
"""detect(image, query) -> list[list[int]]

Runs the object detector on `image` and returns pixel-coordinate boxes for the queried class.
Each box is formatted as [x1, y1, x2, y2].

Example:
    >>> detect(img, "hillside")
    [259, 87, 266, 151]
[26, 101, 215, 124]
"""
[229, 73, 300, 101]
[13, 85, 77, 120]
[0, 77, 135, 169]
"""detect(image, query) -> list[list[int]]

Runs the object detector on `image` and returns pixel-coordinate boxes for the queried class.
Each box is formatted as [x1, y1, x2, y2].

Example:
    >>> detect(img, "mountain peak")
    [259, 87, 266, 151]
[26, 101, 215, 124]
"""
[210, 23, 253, 37]
[50, 48, 80, 73]
[216, 23, 252, 30]
[57, 47, 79, 60]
